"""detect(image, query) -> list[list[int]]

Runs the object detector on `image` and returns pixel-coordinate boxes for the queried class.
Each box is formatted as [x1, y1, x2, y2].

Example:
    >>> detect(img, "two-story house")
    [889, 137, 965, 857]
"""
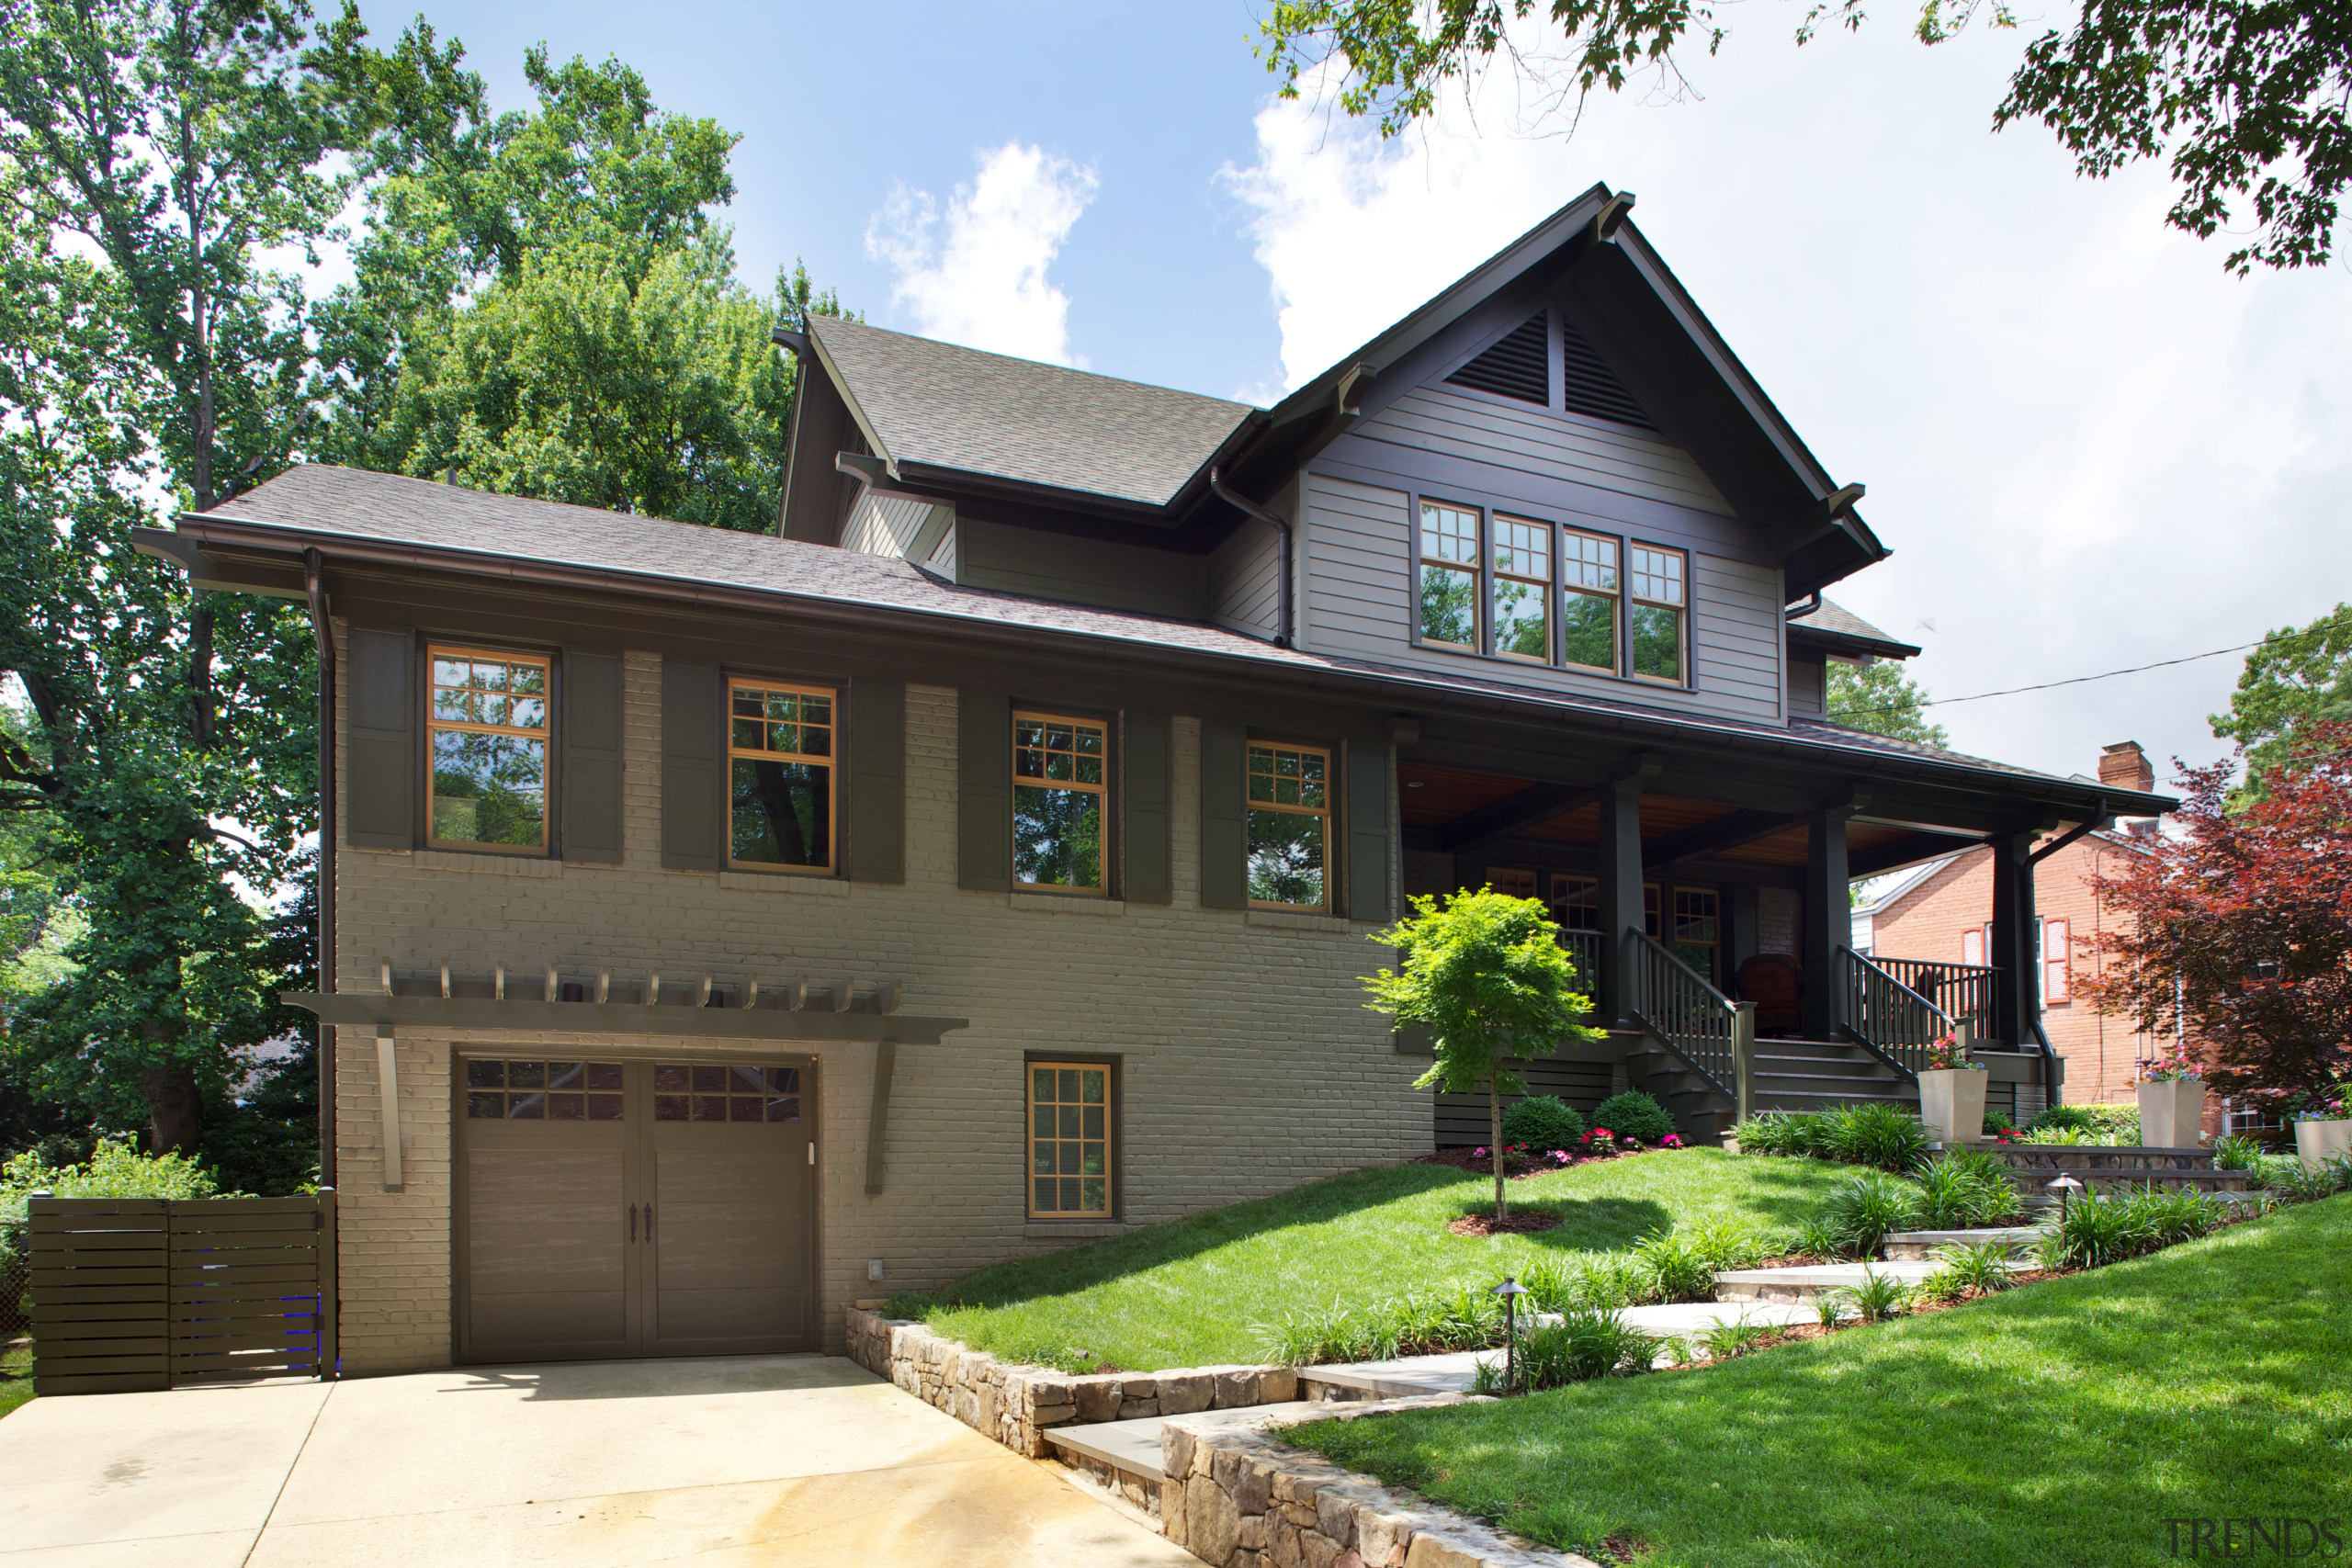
[140, 184, 2170, 1374]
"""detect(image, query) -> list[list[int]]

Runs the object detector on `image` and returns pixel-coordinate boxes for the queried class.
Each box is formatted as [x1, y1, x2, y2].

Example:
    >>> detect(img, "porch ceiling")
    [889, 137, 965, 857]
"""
[1400, 762, 1750, 852]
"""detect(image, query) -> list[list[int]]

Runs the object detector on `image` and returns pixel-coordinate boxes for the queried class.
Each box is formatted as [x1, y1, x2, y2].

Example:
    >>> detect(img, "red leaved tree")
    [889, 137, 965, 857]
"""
[2083, 724, 2352, 1100]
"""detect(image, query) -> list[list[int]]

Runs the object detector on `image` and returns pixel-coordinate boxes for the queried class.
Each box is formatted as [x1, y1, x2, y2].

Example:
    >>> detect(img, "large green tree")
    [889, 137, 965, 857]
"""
[1259, 0, 2352, 271]
[2211, 603, 2352, 780]
[1826, 659, 1950, 747]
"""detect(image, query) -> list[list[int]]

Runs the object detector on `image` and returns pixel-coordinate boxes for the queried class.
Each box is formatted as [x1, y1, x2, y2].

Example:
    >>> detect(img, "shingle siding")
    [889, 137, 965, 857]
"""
[331, 637, 1428, 1373]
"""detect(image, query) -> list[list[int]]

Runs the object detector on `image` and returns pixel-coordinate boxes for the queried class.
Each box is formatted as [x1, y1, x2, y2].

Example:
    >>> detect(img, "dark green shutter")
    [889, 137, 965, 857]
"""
[957, 689, 1011, 891]
[562, 649, 625, 864]
[1345, 736, 1393, 922]
[848, 678, 905, 884]
[661, 658, 721, 872]
[345, 626, 414, 850]
[1199, 718, 1247, 909]
[1124, 710, 1172, 905]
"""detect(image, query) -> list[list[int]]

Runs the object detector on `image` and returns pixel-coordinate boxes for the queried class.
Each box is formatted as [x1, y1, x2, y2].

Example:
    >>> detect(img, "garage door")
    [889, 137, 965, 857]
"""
[458, 1056, 816, 1363]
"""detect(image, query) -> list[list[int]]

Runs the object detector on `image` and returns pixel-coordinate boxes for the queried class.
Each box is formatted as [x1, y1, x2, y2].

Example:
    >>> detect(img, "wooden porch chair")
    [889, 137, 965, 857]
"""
[1734, 953, 1804, 1036]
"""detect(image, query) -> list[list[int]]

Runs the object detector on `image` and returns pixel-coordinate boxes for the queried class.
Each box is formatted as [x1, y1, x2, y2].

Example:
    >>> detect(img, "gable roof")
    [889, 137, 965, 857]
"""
[1788, 599, 1921, 660]
[806, 314, 1259, 510]
[160, 464, 2172, 821]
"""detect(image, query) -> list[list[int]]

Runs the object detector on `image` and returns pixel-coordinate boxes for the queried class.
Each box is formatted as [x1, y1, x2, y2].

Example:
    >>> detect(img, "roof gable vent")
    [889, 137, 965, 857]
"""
[1560, 318, 1656, 432]
[1445, 315, 1548, 406]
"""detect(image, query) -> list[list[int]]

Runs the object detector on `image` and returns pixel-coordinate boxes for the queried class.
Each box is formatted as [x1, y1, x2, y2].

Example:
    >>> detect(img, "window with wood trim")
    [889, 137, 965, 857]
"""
[1418, 500, 1480, 649]
[1644, 882, 1662, 940]
[1672, 887, 1722, 984]
[427, 647, 551, 852]
[1962, 923, 1991, 967]
[1560, 530, 1620, 673]
[1490, 515, 1551, 661]
[1013, 712, 1106, 893]
[729, 681, 836, 872]
[1628, 545, 1687, 683]
[1029, 1062, 1111, 1217]
[2041, 916, 2072, 1004]
[464, 1059, 623, 1120]
[1485, 866, 1538, 898]
[1550, 874, 1600, 932]
[1246, 741, 1329, 910]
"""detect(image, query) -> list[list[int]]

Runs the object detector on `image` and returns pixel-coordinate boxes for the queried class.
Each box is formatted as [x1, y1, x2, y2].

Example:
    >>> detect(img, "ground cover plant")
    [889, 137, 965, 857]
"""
[888, 1148, 1849, 1372]
[1288, 1194, 2352, 1568]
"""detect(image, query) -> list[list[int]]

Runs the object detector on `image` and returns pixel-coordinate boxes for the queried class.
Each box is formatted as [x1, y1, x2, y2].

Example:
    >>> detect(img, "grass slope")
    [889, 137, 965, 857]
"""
[0, 1344, 30, 1419]
[904, 1149, 1847, 1372]
[1293, 1193, 2352, 1568]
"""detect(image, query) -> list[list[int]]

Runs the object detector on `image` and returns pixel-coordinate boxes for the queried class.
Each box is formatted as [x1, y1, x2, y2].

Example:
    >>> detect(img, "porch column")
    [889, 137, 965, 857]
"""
[1987, 829, 2039, 1049]
[1596, 772, 1646, 1023]
[1801, 807, 1854, 1037]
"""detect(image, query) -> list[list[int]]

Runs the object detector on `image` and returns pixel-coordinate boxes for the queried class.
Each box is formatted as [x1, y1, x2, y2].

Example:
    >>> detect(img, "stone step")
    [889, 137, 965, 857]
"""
[1883, 1226, 2043, 1261]
[1713, 1258, 2030, 1303]
[1046, 1400, 1318, 1483]
[2004, 1167, 2248, 1194]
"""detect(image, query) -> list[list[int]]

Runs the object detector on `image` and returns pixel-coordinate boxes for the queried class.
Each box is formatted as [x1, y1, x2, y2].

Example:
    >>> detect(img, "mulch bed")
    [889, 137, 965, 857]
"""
[1446, 1211, 1564, 1237]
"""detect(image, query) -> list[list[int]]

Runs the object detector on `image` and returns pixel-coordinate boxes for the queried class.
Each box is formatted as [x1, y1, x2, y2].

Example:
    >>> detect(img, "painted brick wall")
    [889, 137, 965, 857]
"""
[1868, 837, 2185, 1109]
[330, 635, 1430, 1372]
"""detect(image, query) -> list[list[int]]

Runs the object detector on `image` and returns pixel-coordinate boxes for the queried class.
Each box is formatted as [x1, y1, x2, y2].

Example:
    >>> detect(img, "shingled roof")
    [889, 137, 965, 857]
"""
[1786, 598, 1921, 659]
[808, 315, 1259, 509]
[172, 465, 2162, 814]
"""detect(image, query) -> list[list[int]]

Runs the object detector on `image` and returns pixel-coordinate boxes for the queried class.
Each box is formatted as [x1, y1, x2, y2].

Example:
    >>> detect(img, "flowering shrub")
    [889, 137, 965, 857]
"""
[1922, 1032, 1980, 1071]
[1581, 1127, 1619, 1156]
[2138, 1044, 2205, 1084]
[2291, 1084, 2349, 1122]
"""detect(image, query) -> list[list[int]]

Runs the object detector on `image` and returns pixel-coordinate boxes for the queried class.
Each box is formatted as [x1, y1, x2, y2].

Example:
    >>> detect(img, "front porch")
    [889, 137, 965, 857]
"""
[1393, 746, 2068, 1143]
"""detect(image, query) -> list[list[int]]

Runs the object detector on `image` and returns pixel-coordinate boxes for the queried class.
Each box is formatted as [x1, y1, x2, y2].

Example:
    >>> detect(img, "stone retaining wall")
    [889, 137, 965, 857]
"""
[1161, 1404, 1595, 1568]
[842, 1307, 1296, 1458]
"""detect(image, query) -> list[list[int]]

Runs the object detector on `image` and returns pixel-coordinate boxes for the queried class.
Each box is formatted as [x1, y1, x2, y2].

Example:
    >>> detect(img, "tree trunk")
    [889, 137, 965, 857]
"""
[1490, 1082, 1506, 1221]
[142, 1065, 203, 1155]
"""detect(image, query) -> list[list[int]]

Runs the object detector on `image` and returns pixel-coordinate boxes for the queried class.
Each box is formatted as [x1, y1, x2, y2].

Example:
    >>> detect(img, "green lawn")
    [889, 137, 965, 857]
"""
[1292, 1192, 2352, 1568]
[899, 1149, 1849, 1372]
[0, 1343, 31, 1420]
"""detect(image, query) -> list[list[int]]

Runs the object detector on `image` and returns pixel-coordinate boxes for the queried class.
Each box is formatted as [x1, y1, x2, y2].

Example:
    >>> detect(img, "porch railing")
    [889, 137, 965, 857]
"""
[1858, 954, 1999, 1045]
[1557, 929, 1603, 997]
[1624, 927, 1757, 1117]
[1836, 947, 1965, 1080]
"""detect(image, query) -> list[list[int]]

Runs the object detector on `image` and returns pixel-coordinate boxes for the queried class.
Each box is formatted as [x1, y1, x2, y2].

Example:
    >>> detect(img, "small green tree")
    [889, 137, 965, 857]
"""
[1366, 889, 1601, 1221]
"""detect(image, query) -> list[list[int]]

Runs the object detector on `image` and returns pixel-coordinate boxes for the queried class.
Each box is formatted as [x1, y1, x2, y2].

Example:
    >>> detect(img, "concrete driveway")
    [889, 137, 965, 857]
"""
[1, 1355, 1198, 1567]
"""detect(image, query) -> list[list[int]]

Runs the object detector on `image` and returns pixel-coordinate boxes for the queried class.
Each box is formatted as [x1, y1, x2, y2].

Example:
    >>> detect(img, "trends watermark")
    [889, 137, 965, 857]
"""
[2164, 1518, 2346, 1559]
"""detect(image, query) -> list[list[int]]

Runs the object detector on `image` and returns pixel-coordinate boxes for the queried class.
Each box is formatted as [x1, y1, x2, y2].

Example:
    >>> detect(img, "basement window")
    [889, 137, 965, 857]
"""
[1029, 1063, 1112, 1217]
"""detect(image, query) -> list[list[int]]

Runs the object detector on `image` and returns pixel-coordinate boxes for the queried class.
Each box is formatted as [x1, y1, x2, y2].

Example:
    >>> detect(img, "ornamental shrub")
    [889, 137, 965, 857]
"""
[1500, 1096, 1586, 1154]
[2029, 1102, 2142, 1143]
[1817, 1169, 1923, 1257]
[1591, 1090, 1674, 1146]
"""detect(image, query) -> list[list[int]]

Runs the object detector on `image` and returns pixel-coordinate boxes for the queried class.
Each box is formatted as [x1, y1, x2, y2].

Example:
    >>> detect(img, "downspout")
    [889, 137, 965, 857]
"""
[1208, 467, 1293, 649]
[303, 548, 336, 1189]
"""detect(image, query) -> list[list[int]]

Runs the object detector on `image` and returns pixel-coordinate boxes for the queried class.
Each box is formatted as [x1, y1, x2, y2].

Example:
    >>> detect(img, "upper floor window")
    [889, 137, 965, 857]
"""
[1491, 515, 1551, 661]
[1561, 530, 1620, 673]
[1629, 545, 1687, 684]
[1247, 741, 1329, 911]
[1013, 712, 1105, 893]
[729, 681, 835, 873]
[1418, 501, 1479, 649]
[428, 647, 550, 853]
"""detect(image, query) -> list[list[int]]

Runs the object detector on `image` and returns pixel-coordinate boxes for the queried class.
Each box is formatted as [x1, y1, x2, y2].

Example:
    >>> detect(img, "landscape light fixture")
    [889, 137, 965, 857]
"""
[1490, 1275, 1531, 1392]
[2045, 1173, 2085, 1218]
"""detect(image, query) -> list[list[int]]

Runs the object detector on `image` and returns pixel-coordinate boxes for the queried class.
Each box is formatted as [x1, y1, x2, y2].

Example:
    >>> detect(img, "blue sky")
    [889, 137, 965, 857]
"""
[355, 1, 2352, 789]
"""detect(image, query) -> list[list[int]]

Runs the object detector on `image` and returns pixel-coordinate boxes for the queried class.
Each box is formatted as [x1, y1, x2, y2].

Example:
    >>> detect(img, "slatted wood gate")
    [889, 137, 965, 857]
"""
[28, 1194, 335, 1394]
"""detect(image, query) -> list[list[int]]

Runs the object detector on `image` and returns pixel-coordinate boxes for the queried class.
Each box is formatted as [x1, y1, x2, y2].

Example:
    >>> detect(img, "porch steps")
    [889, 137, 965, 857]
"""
[1624, 1033, 1922, 1143]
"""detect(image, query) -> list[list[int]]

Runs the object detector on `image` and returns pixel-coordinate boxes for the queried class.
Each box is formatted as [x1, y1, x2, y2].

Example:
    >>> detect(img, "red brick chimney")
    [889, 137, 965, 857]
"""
[2099, 740, 2154, 795]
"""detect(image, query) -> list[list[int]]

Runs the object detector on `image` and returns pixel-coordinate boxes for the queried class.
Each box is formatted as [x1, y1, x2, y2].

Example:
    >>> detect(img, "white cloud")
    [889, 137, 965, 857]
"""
[865, 142, 1099, 366]
[1223, 31, 2352, 785]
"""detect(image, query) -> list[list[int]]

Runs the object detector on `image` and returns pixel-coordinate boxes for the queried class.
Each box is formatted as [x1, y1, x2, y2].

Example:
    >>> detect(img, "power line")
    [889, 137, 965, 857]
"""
[1826, 608, 2352, 720]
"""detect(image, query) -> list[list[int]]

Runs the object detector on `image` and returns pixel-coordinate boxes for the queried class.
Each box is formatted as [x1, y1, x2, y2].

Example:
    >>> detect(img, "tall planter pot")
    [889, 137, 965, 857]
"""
[2294, 1117, 2352, 1172]
[2137, 1078, 2208, 1149]
[1918, 1068, 1989, 1145]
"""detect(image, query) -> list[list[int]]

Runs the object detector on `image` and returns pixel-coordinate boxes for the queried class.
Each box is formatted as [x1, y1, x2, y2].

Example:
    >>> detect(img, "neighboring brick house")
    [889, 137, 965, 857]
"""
[1864, 742, 2189, 1111]
[141, 185, 2166, 1375]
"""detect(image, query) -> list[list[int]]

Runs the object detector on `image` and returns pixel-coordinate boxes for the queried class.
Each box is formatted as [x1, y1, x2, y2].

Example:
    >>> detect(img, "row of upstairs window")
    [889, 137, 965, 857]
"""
[1415, 498, 1688, 686]
[414, 643, 1344, 913]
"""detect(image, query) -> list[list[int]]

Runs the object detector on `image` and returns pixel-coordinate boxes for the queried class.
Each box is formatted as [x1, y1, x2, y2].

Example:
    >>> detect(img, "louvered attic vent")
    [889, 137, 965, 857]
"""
[1447, 311, 1659, 432]
[1446, 315, 1548, 405]
[1561, 318, 1656, 432]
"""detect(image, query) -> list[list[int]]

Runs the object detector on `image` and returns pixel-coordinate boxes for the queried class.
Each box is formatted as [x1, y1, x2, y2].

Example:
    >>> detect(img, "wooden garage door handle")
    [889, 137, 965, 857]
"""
[644, 1203, 654, 1240]
[628, 1202, 638, 1241]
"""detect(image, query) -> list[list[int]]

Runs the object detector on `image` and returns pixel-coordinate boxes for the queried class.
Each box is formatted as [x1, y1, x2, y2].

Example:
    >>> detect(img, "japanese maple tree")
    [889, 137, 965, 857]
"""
[2083, 724, 2352, 1100]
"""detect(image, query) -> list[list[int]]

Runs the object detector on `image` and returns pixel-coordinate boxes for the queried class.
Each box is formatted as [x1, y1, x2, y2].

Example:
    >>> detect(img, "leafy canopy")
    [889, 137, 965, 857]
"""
[1369, 888, 1599, 1097]
[1826, 659, 1949, 748]
[2210, 603, 2352, 783]
[1259, 0, 2352, 271]
[2081, 724, 2352, 1099]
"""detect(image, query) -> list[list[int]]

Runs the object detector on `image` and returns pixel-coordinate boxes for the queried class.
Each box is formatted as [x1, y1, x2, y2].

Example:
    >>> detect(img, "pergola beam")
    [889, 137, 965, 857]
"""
[284, 993, 967, 1046]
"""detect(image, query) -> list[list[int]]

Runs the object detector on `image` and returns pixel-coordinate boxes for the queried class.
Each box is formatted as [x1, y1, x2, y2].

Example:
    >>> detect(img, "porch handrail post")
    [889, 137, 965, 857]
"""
[1732, 1001, 1757, 1125]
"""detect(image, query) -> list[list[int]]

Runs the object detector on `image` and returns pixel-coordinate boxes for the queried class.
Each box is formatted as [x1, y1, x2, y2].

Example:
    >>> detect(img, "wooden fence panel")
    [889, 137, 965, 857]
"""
[27, 1199, 171, 1395]
[27, 1193, 334, 1394]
